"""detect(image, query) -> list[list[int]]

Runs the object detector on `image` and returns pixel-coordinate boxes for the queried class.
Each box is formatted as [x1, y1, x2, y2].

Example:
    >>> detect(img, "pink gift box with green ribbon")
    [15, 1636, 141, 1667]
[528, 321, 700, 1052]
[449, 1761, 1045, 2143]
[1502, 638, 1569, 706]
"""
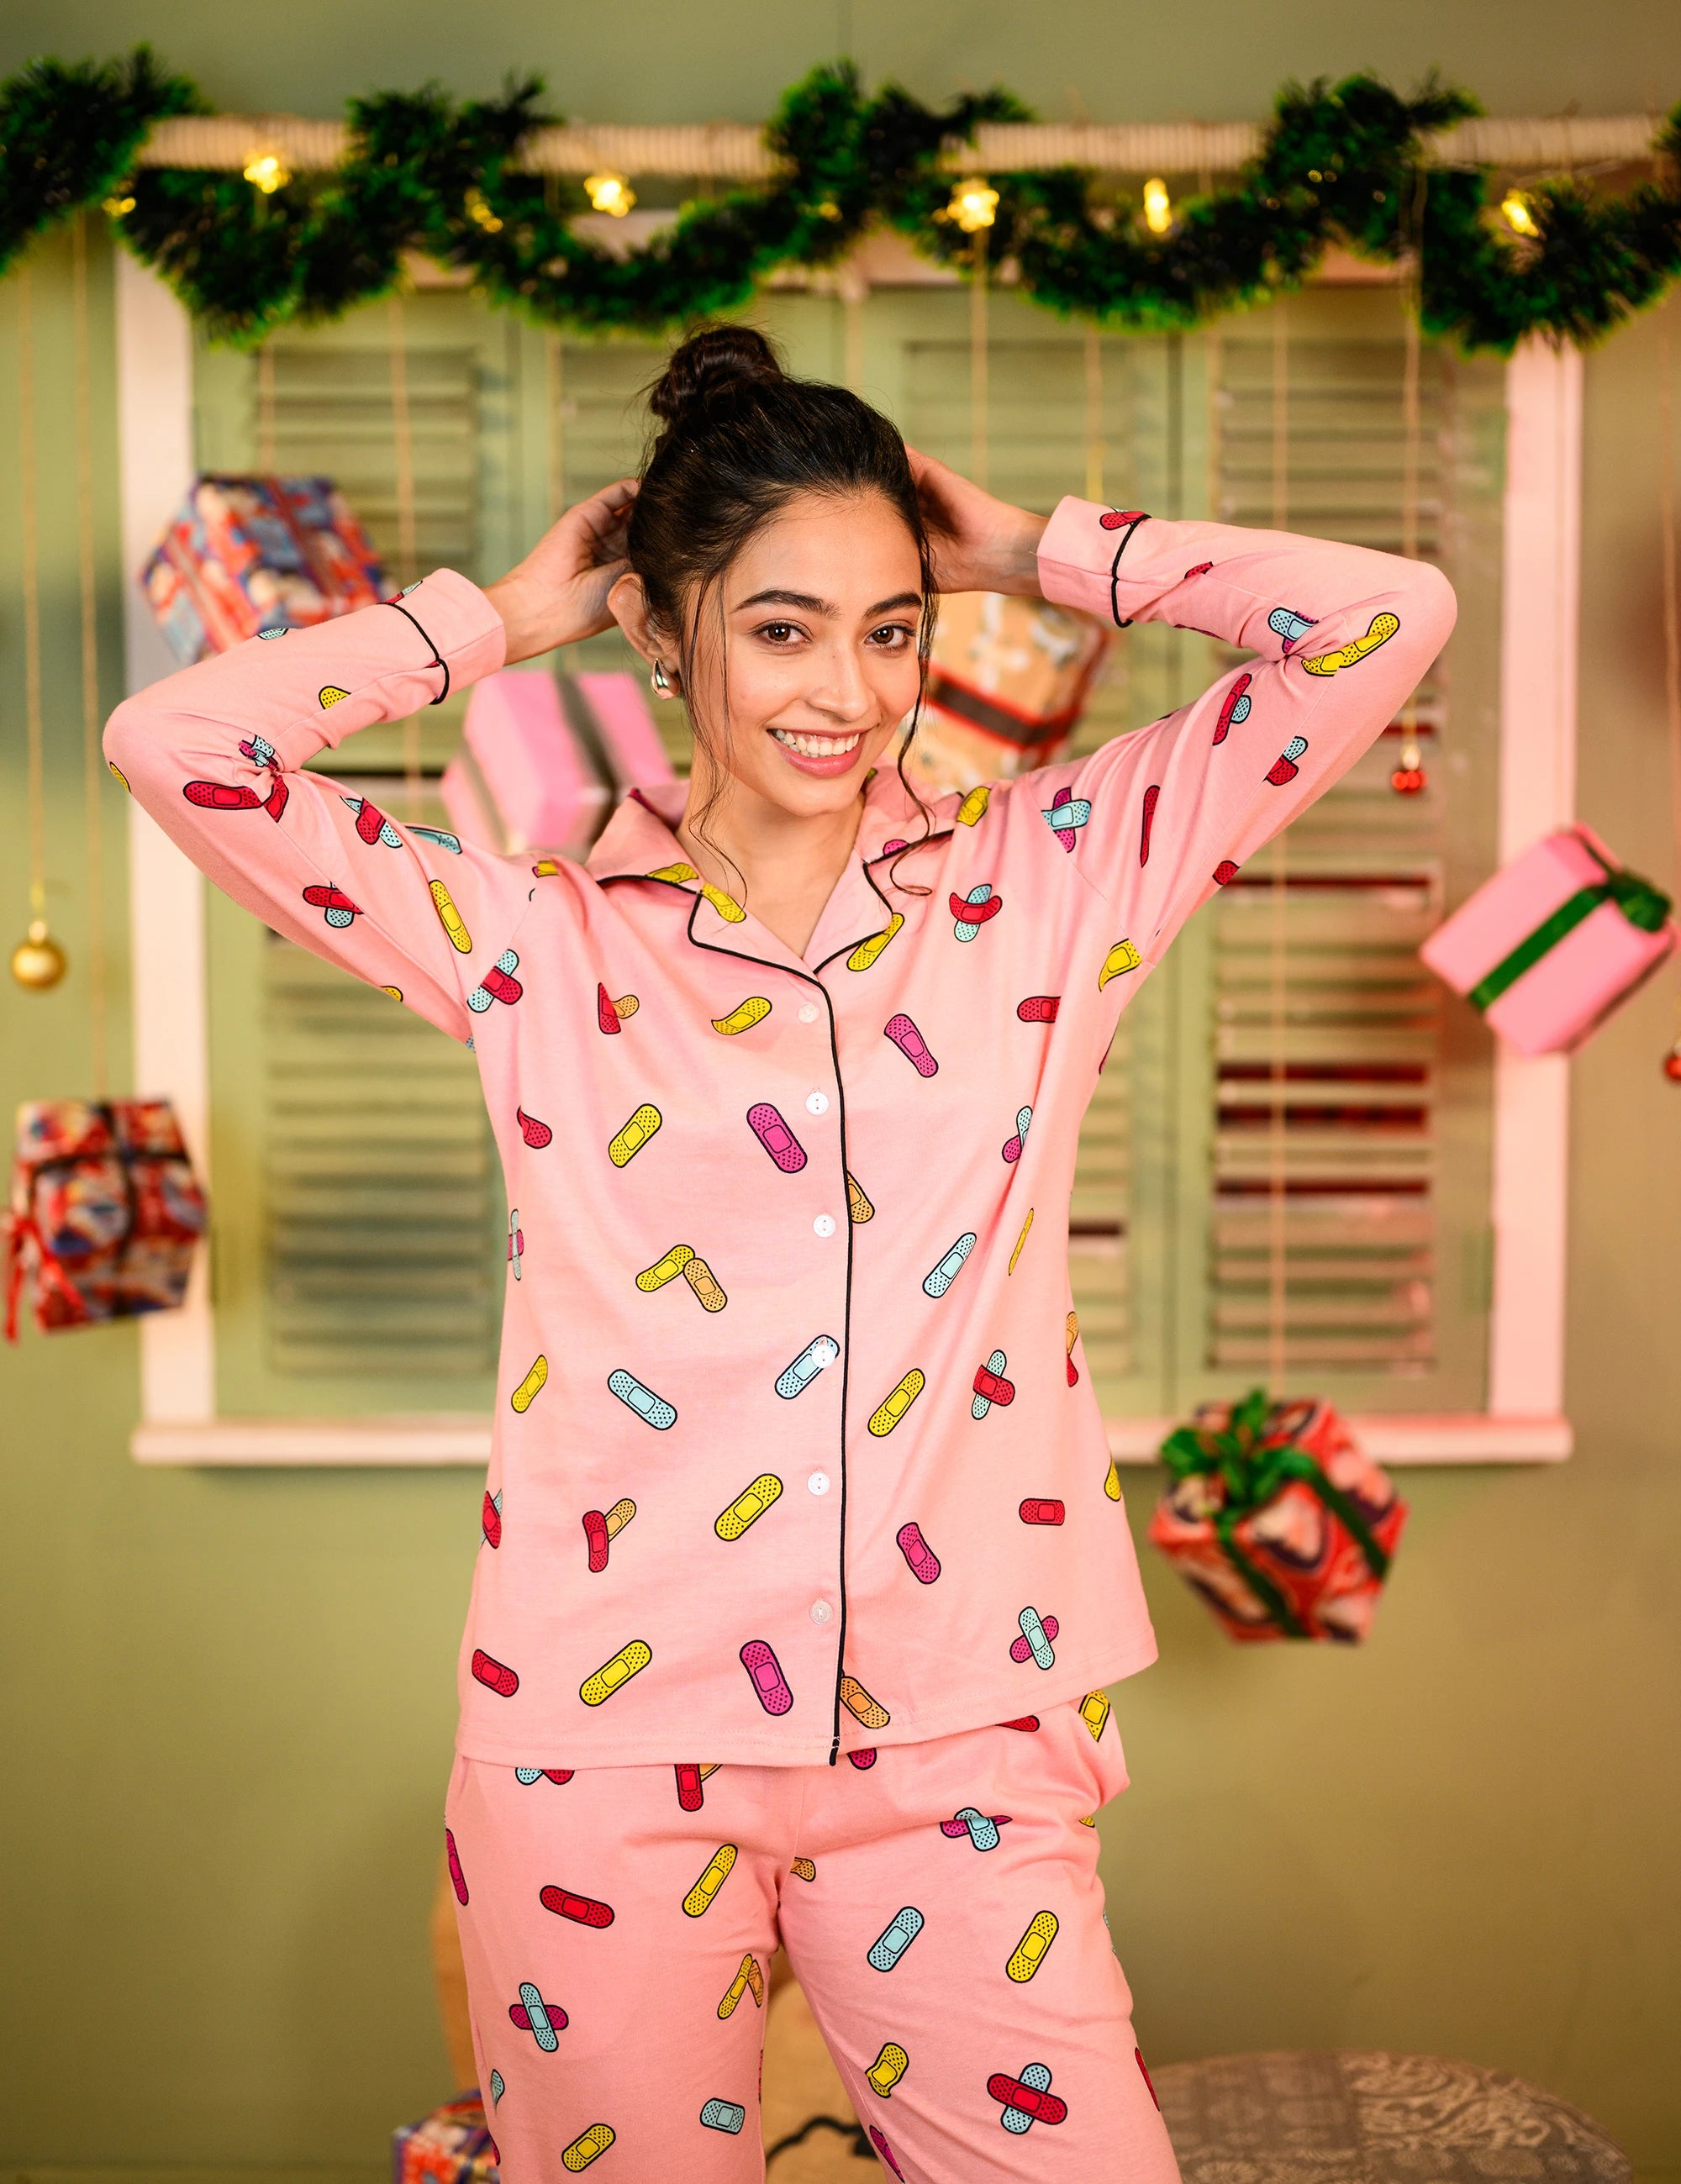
[1420, 823, 1675, 1055]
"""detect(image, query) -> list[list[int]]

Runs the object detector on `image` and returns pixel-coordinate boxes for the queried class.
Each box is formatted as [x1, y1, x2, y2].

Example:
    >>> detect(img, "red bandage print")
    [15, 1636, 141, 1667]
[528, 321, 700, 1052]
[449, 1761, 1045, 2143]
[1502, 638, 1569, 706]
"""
[848, 1748, 877, 1769]
[1019, 1499, 1066, 1525]
[539, 1884, 614, 1929]
[517, 1107, 552, 1149]
[973, 1358, 1016, 1406]
[1140, 784, 1161, 865]
[1136, 2047, 1159, 2108]
[582, 1509, 609, 1573]
[1016, 995, 1060, 1023]
[354, 798, 389, 845]
[1000, 1715, 1041, 1731]
[1183, 560, 1214, 578]
[675, 1763, 704, 1811]
[482, 1491, 502, 1549]
[597, 982, 619, 1036]
[947, 889, 1003, 925]
[1214, 860, 1240, 885]
[1213, 673, 1253, 745]
[471, 1648, 519, 1697]
[1099, 509, 1146, 530]
[445, 1827, 468, 1904]
[183, 780, 263, 811]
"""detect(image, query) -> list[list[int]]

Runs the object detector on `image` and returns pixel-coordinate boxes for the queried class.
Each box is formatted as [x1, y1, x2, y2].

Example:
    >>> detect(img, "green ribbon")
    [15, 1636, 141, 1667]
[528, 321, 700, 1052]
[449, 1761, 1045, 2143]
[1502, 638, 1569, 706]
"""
[1466, 847, 1670, 1015]
[1157, 1388, 1390, 1639]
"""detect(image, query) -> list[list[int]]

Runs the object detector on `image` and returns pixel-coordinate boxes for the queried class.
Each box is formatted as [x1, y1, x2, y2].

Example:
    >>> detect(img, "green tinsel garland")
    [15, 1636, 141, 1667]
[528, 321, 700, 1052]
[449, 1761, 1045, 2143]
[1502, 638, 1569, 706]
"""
[1, 49, 1678, 351]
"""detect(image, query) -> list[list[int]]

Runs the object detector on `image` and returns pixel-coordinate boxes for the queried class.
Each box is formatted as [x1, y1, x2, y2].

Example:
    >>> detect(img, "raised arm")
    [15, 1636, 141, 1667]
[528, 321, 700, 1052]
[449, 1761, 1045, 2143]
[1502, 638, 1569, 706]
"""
[104, 481, 639, 1040]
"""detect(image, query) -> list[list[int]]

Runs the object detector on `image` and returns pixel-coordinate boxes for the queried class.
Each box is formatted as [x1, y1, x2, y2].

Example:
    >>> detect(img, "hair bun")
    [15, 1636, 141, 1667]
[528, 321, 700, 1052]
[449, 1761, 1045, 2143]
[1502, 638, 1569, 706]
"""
[648, 325, 785, 433]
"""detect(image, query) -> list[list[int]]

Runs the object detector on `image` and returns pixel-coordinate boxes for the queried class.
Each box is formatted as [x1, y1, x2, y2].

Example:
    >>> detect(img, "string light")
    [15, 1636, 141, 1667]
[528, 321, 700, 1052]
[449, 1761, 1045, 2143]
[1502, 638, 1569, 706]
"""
[464, 187, 503, 234]
[101, 189, 134, 218]
[1500, 188, 1539, 238]
[1142, 176, 1173, 235]
[947, 176, 999, 234]
[584, 171, 636, 218]
[243, 151, 291, 195]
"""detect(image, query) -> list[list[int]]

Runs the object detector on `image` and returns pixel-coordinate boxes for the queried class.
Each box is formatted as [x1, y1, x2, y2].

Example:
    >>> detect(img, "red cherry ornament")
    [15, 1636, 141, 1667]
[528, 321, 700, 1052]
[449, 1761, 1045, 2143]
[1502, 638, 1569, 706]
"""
[1390, 764, 1427, 795]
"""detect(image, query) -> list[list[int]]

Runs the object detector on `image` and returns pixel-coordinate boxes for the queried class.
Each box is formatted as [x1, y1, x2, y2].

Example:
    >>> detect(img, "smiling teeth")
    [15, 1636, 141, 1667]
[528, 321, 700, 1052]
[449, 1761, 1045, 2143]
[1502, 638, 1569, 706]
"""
[772, 729, 862, 759]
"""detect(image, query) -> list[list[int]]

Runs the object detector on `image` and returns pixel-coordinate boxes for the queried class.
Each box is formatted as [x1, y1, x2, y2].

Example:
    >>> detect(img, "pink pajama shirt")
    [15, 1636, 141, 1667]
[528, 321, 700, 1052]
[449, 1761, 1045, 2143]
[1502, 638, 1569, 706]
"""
[108, 497, 1453, 2179]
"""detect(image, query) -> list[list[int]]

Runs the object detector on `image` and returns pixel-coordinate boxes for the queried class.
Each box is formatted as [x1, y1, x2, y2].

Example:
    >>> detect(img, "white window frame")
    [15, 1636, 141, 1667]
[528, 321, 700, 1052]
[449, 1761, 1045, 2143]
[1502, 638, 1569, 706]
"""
[116, 256, 1574, 1466]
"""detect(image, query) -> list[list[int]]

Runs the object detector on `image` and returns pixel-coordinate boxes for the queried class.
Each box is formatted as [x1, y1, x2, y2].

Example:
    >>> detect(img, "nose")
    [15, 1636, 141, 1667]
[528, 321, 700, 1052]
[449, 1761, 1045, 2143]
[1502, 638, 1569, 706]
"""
[805, 639, 875, 726]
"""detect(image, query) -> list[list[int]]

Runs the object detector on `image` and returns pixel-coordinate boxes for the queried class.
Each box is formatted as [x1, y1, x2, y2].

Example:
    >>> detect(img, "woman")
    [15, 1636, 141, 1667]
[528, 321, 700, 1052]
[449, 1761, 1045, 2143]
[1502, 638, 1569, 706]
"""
[107, 325, 1453, 2182]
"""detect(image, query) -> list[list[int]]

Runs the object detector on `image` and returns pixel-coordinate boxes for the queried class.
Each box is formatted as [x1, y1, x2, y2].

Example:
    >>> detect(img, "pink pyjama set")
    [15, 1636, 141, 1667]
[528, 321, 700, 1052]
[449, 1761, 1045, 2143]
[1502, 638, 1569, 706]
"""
[108, 496, 1454, 2181]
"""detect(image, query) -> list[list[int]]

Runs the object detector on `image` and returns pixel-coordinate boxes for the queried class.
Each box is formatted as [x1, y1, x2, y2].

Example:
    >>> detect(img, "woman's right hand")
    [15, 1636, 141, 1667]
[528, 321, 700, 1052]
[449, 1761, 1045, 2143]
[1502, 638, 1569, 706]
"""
[482, 477, 640, 663]
[907, 447, 1047, 598]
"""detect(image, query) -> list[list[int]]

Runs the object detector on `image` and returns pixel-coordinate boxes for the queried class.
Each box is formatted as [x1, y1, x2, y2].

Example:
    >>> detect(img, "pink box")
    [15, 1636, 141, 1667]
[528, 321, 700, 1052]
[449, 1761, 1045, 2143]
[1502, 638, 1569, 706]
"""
[1420, 823, 1675, 1055]
[442, 670, 673, 860]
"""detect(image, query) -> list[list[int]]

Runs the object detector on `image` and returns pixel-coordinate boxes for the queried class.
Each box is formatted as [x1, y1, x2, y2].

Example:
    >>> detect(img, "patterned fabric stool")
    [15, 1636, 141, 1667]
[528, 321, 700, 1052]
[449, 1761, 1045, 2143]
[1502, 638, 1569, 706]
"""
[1154, 2050, 1631, 2184]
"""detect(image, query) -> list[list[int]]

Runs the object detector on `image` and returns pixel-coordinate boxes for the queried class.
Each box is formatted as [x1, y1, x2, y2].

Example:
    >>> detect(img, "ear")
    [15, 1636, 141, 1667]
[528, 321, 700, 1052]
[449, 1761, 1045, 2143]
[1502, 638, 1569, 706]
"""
[608, 571, 661, 667]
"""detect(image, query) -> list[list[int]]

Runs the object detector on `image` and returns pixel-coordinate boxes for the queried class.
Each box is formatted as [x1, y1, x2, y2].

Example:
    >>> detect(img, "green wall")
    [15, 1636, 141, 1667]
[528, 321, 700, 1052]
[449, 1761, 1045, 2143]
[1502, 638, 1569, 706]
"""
[3, 6, 1680, 2181]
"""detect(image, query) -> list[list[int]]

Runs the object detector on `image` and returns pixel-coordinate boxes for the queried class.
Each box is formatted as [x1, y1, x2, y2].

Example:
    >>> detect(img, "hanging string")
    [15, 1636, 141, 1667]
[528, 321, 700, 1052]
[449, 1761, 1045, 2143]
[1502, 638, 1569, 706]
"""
[256, 340, 277, 472]
[1392, 167, 1428, 794]
[1083, 327, 1104, 503]
[71, 215, 108, 1087]
[545, 329, 565, 524]
[387, 292, 423, 818]
[969, 226, 988, 490]
[18, 263, 51, 951]
[1267, 299, 1290, 1397]
[1658, 305, 1681, 1076]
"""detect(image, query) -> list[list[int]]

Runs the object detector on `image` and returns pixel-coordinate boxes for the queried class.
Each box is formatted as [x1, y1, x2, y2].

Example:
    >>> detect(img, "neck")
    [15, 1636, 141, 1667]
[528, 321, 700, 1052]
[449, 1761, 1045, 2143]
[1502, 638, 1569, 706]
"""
[676, 754, 866, 957]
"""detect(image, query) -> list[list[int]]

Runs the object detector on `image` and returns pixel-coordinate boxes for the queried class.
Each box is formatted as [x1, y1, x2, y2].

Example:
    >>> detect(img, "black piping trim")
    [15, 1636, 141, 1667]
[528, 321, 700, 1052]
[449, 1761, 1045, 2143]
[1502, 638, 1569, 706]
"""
[382, 599, 451, 704]
[673, 892, 858, 1767]
[1107, 512, 1151, 630]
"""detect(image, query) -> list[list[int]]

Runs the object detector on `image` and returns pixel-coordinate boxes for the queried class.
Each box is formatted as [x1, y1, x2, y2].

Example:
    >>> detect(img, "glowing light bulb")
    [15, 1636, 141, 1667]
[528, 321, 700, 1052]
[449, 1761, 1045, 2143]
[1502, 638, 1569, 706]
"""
[465, 187, 504, 234]
[948, 176, 999, 234]
[585, 172, 636, 218]
[1142, 177, 1173, 235]
[243, 152, 291, 196]
[102, 190, 135, 218]
[1500, 189, 1539, 239]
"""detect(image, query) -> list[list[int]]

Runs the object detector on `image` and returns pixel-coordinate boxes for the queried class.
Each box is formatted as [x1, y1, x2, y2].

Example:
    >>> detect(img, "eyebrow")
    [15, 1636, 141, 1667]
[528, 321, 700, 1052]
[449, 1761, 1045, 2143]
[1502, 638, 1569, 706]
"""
[734, 587, 924, 618]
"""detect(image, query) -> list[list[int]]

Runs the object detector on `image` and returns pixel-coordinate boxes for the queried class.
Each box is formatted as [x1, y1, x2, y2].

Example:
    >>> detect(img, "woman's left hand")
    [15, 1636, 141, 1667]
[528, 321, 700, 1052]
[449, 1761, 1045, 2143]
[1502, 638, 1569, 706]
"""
[483, 477, 640, 663]
[907, 447, 1048, 597]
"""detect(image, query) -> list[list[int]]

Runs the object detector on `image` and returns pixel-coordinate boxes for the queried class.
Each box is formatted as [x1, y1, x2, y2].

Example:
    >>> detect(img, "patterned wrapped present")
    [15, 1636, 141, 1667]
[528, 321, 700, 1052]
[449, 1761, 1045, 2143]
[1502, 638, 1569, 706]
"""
[442, 668, 675, 860]
[392, 2092, 498, 2184]
[140, 474, 386, 664]
[4, 1100, 206, 1339]
[904, 591, 1113, 799]
[1146, 1392, 1407, 1642]
[1420, 823, 1674, 1055]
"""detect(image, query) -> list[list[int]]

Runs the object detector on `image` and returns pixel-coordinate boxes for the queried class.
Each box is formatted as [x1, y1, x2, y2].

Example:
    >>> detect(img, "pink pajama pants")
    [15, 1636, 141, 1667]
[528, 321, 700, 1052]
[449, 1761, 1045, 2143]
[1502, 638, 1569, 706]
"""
[443, 1695, 1181, 2181]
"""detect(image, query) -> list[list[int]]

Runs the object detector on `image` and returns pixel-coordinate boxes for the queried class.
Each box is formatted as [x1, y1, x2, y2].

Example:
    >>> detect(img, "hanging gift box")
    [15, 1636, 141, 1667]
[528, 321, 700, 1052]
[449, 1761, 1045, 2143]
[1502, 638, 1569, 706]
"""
[904, 591, 1114, 799]
[140, 473, 386, 665]
[441, 668, 675, 860]
[5, 1099, 207, 1340]
[1147, 1392, 1407, 1643]
[1420, 824, 1674, 1055]
[393, 2092, 499, 2184]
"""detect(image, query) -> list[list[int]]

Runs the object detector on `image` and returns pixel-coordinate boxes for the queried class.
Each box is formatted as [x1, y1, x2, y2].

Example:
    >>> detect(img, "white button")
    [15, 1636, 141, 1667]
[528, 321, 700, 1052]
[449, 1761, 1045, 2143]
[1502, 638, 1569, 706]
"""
[813, 1213, 836, 1238]
[807, 1471, 830, 1496]
[809, 1599, 833, 1624]
[805, 1091, 830, 1116]
[798, 1003, 819, 1024]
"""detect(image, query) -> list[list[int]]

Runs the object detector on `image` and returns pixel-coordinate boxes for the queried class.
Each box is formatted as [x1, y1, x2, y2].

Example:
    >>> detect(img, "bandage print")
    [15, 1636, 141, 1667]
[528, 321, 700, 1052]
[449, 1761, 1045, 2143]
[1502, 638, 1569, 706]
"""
[776, 1336, 839, 1397]
[991, 2062, 1067, 2132]
[579, 1639, 651, 1705]
[869, 2126, 904, 2180]
[1009, 1209, 1035, 1271]
[482, 1489, 502, 1547]
[607, 1369, 676, 1429]
[840, 1675, 889, 1729]
[1041, 785, 1092, 853]
[511, 1355, 547, 1412]
[699, 2099, 746, 2134]
[517, 1106, 552, 1148]
[1213, 672, 1253, 744]
[849, 1749, 876, 1769]
[1080, 1689, 1113, 1740]
[509, 1981, 567, 2047]
[716, 1953, 764, 2019]
[746, 1102, 806, 1172]
[896, 1521, 941, 1582]
[712, 996, 771, 1035]
[682, 1842, 738, 1914]
[1020, 1499, 1065, 1525]
[1099, 508, 1147, 531]
[922, 1233, 975, 1297]
[467, 950, 522, 1011]
[487, 2070, 503, 2106]
[790, 1856, 817, 1881]
[1006, 1909, 1060, 1981]
[515, 1767, 573, 1785]
[595, 982, 638, 1034]
[1184, 560, 1215, 578]
[740, 1639, 793, 1714]
[1017, 993, 1060, 1022]
[429, 879, 471, 953]
[1067, 1309, 1080, 1385]
[340, 793, 403, 847]
[847, 1173, 874, 1224]
[868, 1907, 925, 1971]
[445, 1827, 468, 1902]
[540, 1883, 614, 1929]
[868, 1369, 925, 1435]
[940, 1808, 1010, 1850]
[1002, 1106, 1032, 1163]
[972, 1350, 1015, 1418]
[951, 882, 1003, 939]
[1214, 859, 1241, 885]
[300, 883, 361, 929]
[410, 823, 462, 854]
[1267, 734, 1309, 785]
[956, 784, 990, 825]
[1000, 1715, 1041, 1731]
[884, 1013, 937, 1076]
[182, 776, 288, 821]
[1011, 1609, 1057, 1663]
[1267, 605, 1318, 653]
[1301, 608, 1399, 676]
[560, 2124, 614, 2171]
[1140, 783, 1161, 864]
[609, 1103, 661, 1166]
[1099, 939, 1141, 988]
[471, 1648, 519, 1697]
[847, 913, 903, 971]
[715, 1473, 783, 1539]
[507, 1212, 522, 1279]
[868, 2043, 909, 2096]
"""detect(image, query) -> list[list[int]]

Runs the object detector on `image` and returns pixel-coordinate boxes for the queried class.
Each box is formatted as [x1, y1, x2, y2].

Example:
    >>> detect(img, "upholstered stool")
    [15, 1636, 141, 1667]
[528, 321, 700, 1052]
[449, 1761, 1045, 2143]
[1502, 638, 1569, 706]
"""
[1153, 2050, 1631, 2184]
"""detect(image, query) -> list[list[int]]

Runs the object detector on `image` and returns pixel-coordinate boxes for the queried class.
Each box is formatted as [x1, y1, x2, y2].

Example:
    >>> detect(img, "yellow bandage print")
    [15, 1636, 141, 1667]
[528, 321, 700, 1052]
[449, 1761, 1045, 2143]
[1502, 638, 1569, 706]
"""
[790, 1855, 817, 1882]
[712, 996, 772, 1035]
[532, 857, 562, 876]
[682, 1842, 737, 1916]
[698, 881, 746, 924]
[646, 861, 698, 883]
[510, 1355, 548, 1412]
[1079, 1689, 1112, 1742]
[1006, 1910, 1060, 1982]
[108, 760, 130, 792]
[847, 1172, 875, 1224]
[1300, 609, 1399, 677]
[429, 879, 472, 953]
[956, 783, 990, 826]
[1104, 1455, 1123, 1502]
[381, 984, 403, 1002]
[609, 1103, 662, 1167]
[603, 1498, 635, 1538]
[1067, 1311, 1080, 1358]
[1009, 1209, 1035, 1274]
[847, 913, 904, 971]
[1099, 938, 1141, 989]
[717, 1953, 764, 2019]
[698, 1763, 719, 1781]
[318, 684, 350, 708]
[579, 1639, 651, 1706]
[867, 2043, 909, 2096]
[611, 992, 639, 1019]
[840, 1675, 890, 1729]
[561, 2124, 615, 2172]
[636, 1244, 693, 1292]
[715, 1474, 783, 1540]
[868, 1369, 925, 1436]
[1078, 1813, 1097, 1828]
[682, 1255, 727, 1313]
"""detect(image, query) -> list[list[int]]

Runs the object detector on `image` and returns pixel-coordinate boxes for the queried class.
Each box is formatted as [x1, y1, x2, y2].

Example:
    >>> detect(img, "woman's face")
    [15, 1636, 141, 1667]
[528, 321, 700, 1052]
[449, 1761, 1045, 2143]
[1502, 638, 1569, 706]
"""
[645, 489, 926, 820]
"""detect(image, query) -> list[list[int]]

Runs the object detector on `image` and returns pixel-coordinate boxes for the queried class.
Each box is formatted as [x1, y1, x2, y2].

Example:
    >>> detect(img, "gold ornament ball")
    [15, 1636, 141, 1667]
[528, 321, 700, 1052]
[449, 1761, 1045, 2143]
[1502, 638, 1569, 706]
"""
[11, 918, 67, 992]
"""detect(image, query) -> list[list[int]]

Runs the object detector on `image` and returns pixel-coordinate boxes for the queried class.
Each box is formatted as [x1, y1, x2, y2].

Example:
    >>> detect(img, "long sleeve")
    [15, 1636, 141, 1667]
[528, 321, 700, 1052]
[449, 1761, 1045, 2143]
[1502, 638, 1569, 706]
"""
[1029, 497, 1457, 967]
[105, 571, 530, 1041]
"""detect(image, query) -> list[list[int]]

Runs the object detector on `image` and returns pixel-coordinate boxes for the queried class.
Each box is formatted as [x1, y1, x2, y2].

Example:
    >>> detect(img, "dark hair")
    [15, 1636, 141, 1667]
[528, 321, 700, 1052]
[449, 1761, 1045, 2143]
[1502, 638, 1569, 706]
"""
[628, 325, 936, 868]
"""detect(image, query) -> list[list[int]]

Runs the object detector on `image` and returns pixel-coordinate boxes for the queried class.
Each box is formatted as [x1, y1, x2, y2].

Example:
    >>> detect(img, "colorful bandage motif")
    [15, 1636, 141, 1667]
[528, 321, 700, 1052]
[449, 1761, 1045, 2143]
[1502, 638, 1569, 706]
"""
[867, 1906, 925, 1971]
[867, 2042, 910, 2096]
[1301, 609, 1399, 676]
[1006, 1910, 1060, 1982]
[951, 883, 1004, 939]
[1041, 785, 1092, 852]
[682, 1843, 738, 1916]
[991, 2061, 1067, 2132]
[1011, 1608, 1057, 1665]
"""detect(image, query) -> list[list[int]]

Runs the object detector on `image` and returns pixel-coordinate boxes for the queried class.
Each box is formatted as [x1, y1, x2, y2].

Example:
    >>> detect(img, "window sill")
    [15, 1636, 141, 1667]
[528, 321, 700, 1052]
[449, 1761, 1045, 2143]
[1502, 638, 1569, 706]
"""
[131, 1410, 1573, 1467]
